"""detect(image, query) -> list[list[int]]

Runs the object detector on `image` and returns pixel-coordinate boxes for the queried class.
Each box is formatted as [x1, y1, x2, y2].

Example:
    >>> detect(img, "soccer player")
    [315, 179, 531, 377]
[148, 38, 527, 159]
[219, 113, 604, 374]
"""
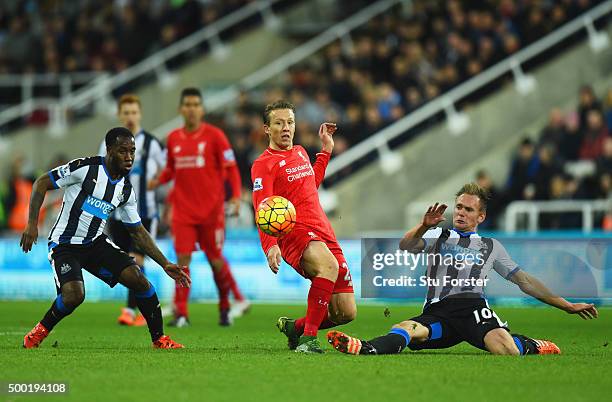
[98, 94, 166, 327]
[149, 87, 248, 327]
[251, 100, 357, 354]
[21, 127, 190, 349]
[327, 183, 599, 356]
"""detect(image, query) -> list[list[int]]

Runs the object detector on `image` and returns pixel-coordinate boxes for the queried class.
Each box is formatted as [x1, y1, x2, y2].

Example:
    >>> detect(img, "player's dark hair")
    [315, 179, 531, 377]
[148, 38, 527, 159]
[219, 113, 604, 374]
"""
[263, 100, 295, 125]
[456, 182, 489, 211]
[105, 127, 134, 148]
[180, 87, 202, 105]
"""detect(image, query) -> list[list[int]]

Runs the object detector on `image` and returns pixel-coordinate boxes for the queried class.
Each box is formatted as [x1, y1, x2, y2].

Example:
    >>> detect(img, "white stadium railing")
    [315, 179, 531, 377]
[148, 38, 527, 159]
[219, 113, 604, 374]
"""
[325, 0, 612, 179]
[0, 0, 284, 134]
[505, 199, 612, 233]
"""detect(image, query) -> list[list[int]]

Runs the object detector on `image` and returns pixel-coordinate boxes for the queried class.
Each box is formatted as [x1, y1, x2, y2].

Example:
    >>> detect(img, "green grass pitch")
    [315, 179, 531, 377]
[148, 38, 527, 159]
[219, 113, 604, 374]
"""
[0, 301, 610, 402]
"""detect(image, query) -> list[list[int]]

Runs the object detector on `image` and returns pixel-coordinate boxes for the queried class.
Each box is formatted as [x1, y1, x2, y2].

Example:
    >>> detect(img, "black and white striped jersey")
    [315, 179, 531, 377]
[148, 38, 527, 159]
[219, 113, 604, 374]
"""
[47, 156, 141, 248]
[421, 227, 520, 307]
[99, 130, 166, 219]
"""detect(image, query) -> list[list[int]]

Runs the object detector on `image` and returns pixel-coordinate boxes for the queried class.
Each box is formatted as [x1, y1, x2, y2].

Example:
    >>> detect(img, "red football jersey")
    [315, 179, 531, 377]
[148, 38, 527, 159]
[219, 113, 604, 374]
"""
[159, 122, 237, 224]
[251, 145, 335, 254]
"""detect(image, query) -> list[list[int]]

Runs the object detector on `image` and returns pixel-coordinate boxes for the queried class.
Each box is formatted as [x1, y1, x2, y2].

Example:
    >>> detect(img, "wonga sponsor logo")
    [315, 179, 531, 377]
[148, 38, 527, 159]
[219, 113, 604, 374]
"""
[82, 195, 115, 219]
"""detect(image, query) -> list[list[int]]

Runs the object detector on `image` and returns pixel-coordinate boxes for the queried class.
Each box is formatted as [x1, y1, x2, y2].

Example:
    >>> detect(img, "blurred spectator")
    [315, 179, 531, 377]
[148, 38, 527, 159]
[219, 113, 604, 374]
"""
[533, 144, 563, 200]
[505, 138, 538, 201]
[579, 109, 609, 160]
[539, 108, 566, 153]
[5, 155, 35, 233]
[577, 85, 602, 130]
[559, 112, 583, 161]
[605, 89, 612, 129]
[475, 169, 501, 229]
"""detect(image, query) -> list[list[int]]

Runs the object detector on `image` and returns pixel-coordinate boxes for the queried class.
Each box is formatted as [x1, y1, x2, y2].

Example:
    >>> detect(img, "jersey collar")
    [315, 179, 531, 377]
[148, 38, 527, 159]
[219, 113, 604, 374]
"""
[266, 146, 293, 155]
[101, 156, 124, 185]
[451, 228, 477, 237]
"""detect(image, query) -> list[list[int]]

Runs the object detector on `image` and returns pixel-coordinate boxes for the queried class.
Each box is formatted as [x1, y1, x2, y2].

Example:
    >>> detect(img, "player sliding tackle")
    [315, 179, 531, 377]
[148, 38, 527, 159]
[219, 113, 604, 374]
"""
[328, 183, 598, 356]
[20, 127, 190, 349]
[251, 101, 357, 354]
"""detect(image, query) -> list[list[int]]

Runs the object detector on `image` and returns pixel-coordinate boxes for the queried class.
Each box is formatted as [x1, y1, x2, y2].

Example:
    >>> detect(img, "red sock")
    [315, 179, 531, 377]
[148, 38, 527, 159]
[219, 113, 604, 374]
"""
[303, 277, 335, 337]
[174, 267, 191, 317]
[212, 264, 230, 311]
[224, 259, 245, 302]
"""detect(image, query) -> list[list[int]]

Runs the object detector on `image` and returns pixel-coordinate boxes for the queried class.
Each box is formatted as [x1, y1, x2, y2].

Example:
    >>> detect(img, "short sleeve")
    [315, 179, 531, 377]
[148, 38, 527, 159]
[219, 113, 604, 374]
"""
[48, 159, 88, 189]
[422, 227, 443, 253]
[492, 238, 520, 280]
[117, 189, 141, 226]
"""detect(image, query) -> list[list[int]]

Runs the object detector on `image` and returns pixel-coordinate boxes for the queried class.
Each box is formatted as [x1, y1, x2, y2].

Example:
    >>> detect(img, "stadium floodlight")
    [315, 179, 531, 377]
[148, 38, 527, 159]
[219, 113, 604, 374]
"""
[377, 143, 403, 175]
[584, 16, 609, 53]
[510, 59, 536, 96]
[442, 97, 470, 136]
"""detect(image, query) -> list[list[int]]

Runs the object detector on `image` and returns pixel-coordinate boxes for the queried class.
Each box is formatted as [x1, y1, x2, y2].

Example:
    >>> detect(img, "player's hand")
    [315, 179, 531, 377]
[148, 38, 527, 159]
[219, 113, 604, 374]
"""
[267, 245, 282, 274]
[422, 203, 447, 228]
[565, 302, 598, 319]
[228, 198, 241, 217]
[319, 122, 337, 153]
[19, 222, 38, 253]
[147, 178, 159, 190]
[163, 263, 191, 287]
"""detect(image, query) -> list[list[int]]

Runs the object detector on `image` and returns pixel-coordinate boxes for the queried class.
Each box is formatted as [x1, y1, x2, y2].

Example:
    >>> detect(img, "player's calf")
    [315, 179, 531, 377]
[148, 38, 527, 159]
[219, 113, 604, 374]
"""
[393, 320, 429, 343]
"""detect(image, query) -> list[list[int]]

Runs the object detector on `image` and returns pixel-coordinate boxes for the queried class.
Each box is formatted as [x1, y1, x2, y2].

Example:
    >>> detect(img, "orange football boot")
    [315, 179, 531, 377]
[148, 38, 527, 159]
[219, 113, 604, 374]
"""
[534, 339, 561, 355]
[118, 308, 135, 326]
[23, 323, 50, 349]
[327, 330, 362, 355]
[152, 335, 184, 349]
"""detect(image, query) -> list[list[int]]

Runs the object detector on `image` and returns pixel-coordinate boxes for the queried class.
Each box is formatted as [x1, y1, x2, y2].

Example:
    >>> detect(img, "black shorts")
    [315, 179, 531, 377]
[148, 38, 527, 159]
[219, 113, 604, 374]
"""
[407, 296, 509, 351]
[49, 235, 136, 293]
[108, 218, 157, 255]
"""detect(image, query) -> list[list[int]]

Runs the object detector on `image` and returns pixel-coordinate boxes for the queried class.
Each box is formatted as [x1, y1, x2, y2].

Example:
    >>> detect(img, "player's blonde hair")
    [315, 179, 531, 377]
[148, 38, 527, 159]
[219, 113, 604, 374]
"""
[117, 94, 141, 112]
[456, 183, 489, 211]
[263, 100, 295, 125]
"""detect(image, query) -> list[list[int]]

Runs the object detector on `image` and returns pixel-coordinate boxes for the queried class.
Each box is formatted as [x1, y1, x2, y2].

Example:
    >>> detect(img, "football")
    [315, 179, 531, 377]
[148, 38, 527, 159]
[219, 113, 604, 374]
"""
[256, 196, 296, 237]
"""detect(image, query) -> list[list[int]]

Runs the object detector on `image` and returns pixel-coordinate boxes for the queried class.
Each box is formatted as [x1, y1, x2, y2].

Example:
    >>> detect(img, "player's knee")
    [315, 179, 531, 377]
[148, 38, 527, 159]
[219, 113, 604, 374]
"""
[61, 288, 85, 308]
[121, 265, 149, 292]
[332, 304, 357, 324]
[209, 258, 224, 272]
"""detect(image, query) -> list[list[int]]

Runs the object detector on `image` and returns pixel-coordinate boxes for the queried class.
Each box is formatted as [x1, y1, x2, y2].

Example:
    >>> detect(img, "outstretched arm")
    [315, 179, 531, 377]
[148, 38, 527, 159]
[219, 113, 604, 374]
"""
[20, 173, 56, 253]
[510, 270, 598, 319]
[126, 223, 190, 287]
[399, 203, 447, 252]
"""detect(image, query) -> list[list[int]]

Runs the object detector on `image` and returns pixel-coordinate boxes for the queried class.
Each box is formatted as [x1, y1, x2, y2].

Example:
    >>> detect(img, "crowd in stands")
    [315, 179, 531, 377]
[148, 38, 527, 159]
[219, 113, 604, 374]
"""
[0, 0, 255, 76]
[217, 0, 605, 188]
[0, 0, 610, 233]
[480, 87, 612, 230]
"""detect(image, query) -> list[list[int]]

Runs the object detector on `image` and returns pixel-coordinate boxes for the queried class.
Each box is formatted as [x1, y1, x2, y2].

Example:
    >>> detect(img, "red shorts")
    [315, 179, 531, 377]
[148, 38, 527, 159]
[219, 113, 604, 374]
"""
[172, 215, 225, 259]
[278, 227, 354, 294]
